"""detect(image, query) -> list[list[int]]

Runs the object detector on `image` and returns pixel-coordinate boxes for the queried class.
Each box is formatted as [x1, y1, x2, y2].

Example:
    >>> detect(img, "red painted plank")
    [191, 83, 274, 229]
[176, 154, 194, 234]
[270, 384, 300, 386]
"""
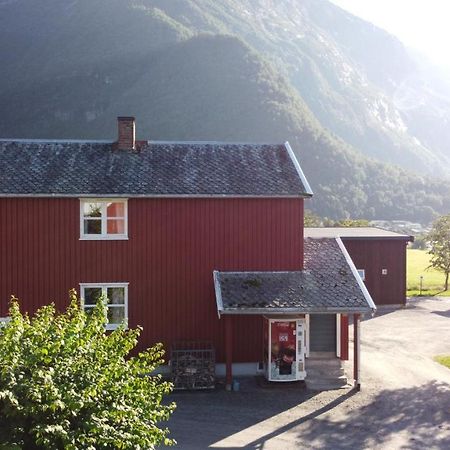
[343, 239, 407, 306]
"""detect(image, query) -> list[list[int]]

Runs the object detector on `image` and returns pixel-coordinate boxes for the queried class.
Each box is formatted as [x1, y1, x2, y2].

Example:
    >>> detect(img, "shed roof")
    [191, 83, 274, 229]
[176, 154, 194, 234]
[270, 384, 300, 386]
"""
[213, 238, 376, 315]
[304, 227, 413, 241]
[0, 140, 312, 198]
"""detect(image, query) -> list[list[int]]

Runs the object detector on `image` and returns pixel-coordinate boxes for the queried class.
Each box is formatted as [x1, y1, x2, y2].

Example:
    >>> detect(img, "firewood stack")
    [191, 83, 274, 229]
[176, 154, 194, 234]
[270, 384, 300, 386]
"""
[171, 341, 215, 390]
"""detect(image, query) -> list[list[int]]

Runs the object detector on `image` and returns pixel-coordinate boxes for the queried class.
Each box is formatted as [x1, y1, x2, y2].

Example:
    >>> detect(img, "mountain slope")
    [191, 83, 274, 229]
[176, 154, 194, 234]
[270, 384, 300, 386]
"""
[2, 0, 449, 176]
[0, 0, 449, 223]
[120, 0, 447, 177]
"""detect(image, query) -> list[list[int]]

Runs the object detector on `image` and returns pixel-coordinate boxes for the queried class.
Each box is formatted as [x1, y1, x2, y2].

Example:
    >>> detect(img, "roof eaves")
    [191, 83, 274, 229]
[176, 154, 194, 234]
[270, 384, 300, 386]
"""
[284, 141, 313, 197]
[0, 193, 309, 199]
[340, 235, 414, 242]
[219, 306, 373, 315]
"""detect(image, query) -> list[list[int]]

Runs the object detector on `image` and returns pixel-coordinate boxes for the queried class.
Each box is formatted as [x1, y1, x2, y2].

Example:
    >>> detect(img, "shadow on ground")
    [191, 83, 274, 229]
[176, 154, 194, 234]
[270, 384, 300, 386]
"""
[163, 380, 450, 449]
[432, 309, 450, 318]
[162, 378, 317, 448]
[294, 381, 450, 450]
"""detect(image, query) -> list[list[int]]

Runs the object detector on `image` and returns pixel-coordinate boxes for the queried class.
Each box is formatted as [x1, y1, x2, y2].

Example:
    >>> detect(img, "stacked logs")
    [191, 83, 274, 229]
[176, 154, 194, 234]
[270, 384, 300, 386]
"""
[171, 341, 215, 390]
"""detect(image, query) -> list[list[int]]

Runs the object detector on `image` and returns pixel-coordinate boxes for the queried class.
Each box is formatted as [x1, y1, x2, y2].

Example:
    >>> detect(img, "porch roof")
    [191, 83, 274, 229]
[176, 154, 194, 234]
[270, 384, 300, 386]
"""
[213, 238, 376, 315]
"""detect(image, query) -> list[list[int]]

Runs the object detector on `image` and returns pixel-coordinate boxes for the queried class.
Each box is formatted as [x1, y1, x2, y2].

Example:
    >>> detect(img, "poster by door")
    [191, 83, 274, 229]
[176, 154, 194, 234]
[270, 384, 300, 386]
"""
[270, 321, 296, 380]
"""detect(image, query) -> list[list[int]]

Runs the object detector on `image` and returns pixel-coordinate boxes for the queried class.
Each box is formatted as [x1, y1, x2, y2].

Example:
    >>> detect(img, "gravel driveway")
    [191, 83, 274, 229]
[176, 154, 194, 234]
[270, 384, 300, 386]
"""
[164, 297, 450, 449]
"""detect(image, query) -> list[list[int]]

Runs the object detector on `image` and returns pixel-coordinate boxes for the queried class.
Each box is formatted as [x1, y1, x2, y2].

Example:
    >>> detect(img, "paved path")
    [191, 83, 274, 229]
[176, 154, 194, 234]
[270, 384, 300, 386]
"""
[163, 298, 450, 449]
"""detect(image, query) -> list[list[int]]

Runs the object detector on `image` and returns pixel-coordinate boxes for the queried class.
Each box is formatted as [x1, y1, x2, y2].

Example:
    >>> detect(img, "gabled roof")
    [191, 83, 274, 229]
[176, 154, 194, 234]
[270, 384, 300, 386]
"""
[0, 140, 312, 198]
[213, 238, 376, 315]
[305, 227, 413, 241]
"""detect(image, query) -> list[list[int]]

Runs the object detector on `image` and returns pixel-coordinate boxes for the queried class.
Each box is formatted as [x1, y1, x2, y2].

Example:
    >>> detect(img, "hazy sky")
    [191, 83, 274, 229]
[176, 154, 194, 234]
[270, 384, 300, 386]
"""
[331, 0, 450, 69]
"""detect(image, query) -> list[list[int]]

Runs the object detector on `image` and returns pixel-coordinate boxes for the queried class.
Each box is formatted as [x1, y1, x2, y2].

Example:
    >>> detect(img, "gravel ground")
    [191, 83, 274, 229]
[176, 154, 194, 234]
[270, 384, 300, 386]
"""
[163, 297, 450, 449]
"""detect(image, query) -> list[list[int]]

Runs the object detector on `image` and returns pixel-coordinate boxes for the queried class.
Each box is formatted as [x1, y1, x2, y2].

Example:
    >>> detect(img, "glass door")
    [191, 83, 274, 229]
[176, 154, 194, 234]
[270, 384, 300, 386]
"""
[269, 320, 297, 381]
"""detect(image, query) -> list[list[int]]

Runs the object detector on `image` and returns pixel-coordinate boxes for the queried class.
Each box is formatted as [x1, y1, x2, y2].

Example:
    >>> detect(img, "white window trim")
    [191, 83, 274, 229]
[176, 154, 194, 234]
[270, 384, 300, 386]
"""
[80, 199, 128, 240]
[305, 313, 310, 358]
[336, 313, 341, 358]
[357, 269, 365, 281]
[79, 282, 129, 330]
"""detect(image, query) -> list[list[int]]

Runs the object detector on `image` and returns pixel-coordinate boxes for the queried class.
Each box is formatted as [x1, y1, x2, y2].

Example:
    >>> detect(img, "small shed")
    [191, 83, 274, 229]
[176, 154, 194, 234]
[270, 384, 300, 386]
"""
[305, 228, 413, 306]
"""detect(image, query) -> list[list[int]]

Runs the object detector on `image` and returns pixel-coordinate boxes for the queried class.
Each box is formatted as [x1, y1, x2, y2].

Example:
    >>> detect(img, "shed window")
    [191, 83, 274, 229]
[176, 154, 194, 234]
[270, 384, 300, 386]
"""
[80, 199, 128, 240]
[80, 283, 128, 330]
[357, 269, 365, 281]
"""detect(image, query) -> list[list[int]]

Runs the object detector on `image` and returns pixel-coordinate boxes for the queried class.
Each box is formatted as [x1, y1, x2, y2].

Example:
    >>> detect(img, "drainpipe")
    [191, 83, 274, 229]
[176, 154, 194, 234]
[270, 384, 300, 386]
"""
[354, 313, 361, 390]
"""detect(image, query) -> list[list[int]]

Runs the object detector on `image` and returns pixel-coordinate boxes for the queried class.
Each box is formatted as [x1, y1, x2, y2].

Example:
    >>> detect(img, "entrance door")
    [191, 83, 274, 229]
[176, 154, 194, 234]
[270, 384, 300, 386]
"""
[310, 314, 336, 352]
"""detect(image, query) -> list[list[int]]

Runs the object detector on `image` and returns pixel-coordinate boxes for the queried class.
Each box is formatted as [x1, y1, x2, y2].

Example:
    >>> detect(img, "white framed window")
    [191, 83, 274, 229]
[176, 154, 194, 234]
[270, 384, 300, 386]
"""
[80, 283, 128, 330]
[357, 269, 366, 281]
[80, 199, 128, 240]
[0, 317, 10, 328]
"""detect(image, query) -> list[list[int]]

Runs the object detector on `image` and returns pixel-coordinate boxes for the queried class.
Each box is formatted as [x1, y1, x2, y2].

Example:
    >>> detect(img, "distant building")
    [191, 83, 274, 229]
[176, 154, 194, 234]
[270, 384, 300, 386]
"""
[370, 220, 429, 235]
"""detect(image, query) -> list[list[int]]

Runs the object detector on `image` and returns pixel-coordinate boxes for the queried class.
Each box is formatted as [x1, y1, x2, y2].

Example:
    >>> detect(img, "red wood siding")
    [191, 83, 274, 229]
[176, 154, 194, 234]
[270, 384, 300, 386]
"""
[0, 197, 304, 362]
[343, 239, 407, 306]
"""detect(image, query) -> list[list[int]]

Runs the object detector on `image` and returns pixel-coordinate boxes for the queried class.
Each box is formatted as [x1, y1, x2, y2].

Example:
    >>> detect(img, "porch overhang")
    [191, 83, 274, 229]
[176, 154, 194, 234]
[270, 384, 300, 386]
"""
[213, 270, 375, 317]
[213, 237, 376, 318]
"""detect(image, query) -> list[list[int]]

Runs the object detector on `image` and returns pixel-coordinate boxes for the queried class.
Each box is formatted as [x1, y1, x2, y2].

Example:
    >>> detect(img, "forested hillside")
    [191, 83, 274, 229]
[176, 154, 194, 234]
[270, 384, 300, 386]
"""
[0, 0, 449, 222]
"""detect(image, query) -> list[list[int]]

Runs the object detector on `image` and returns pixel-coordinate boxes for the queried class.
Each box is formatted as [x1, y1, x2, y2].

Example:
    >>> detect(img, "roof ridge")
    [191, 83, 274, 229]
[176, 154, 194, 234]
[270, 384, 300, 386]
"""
[0, 139, 114, 144]
[0, 139, 284, 146]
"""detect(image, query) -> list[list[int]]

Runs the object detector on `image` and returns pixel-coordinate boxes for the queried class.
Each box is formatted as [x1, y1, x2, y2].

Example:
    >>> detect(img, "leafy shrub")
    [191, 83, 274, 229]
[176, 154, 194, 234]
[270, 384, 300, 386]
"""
[0, 290, 175, 449]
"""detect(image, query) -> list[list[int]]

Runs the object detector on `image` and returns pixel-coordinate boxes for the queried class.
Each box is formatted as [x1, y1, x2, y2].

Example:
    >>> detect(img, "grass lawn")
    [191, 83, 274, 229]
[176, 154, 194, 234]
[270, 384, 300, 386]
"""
[434, 355, 450, 369]
[407, 249, 450, 296]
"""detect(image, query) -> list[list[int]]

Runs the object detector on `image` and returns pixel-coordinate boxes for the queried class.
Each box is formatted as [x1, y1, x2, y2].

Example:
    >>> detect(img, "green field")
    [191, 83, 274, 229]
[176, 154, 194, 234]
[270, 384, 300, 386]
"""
[407, 249, 449, 296]
[434, 355, 450, 369]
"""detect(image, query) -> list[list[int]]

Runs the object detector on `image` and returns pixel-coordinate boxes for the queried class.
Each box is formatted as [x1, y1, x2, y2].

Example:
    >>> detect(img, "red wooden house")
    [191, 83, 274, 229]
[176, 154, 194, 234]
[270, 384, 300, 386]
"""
[0, 117, 375, 388]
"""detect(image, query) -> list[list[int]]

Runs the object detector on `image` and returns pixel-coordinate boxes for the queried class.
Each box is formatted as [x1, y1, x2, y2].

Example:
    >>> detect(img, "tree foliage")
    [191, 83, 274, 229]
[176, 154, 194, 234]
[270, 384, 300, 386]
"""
[427, 214, 450, 291]
[410, 234, 427, 250]
[0, 290, 175, 449]
[304, 209, 322, 227]
[323, 218, 370, 227]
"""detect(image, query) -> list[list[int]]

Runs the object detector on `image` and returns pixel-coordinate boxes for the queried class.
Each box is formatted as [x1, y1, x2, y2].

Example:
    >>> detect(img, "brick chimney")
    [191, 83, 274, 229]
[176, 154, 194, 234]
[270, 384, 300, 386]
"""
[117, 116, 135, 150]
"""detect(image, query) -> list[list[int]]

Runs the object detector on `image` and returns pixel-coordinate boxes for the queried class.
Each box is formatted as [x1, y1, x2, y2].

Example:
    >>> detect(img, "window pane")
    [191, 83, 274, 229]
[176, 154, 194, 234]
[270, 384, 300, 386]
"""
[84, 288, 102, 305]
[84, 202, 102, 218]
[107, 287, 125, 305]
[107, 306, 125, 324]
[107, 219, 125, 234]
[84, 306, 95, 317]
[84, 219, 102, 234]
[107, 202, 124, 217]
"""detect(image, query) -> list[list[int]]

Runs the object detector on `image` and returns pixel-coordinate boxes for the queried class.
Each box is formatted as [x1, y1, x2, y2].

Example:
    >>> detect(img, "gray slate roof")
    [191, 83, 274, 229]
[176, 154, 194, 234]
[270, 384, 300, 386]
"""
[305, 227, 413, 241]
[0, 140, 312, 197]
[214, 238, 376, 314]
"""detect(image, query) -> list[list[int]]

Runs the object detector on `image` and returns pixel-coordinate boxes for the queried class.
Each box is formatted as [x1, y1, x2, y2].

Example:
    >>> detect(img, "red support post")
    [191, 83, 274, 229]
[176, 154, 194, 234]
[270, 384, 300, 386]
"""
[353, 313, 361, 390]
[340, 314, 349, 360]
[225, 316, 233, 390]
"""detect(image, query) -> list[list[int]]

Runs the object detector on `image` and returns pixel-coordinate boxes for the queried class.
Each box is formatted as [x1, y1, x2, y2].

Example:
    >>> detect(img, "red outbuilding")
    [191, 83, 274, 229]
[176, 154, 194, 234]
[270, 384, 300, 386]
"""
[305, 228, 413, 306]
[0, 117, 375, 389]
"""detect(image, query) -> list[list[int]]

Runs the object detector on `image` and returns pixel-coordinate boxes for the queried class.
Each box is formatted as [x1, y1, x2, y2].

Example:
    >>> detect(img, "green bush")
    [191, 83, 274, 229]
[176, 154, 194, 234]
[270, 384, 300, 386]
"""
[0, 290, 175, 449]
